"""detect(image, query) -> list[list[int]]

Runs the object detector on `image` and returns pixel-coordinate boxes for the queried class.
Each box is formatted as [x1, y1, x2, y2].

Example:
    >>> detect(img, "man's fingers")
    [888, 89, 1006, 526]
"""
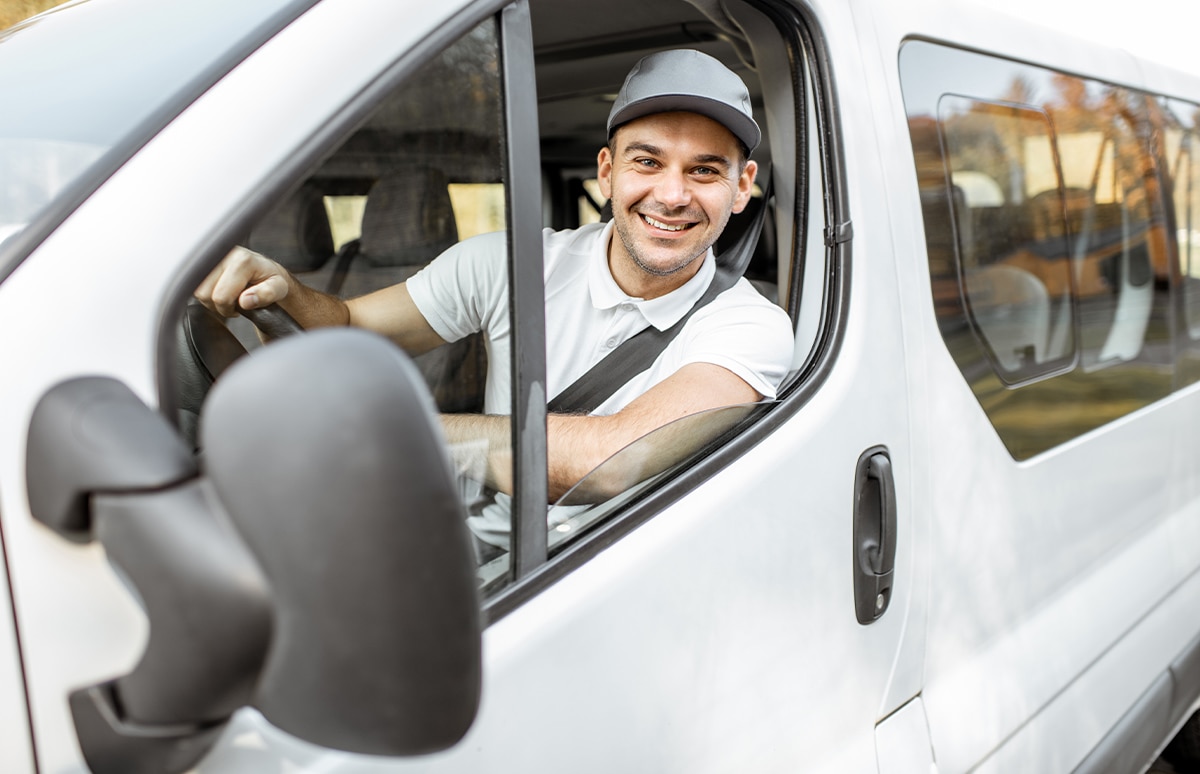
[195, 246, 289, 317]
[238, 274, 288, 311]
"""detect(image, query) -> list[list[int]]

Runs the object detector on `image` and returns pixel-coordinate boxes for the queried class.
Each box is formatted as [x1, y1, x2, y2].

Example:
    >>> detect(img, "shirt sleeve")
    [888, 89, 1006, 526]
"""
[405, 231, 509, 343]
[677, 281, 795, 399]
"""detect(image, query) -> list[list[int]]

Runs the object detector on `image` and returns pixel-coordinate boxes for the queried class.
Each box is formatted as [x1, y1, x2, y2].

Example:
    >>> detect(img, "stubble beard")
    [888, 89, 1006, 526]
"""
[612, 207, 726, 278]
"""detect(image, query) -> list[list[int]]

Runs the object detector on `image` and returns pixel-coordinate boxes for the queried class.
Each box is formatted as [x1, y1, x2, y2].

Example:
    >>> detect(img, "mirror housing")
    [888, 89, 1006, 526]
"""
[26, 328, 481, 772]
[203, 328, 482, 755]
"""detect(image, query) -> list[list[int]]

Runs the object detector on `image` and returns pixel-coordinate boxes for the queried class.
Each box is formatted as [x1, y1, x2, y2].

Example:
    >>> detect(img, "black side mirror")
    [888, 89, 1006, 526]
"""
[26, 328, 481, 773]
[202, 328, 481, 755]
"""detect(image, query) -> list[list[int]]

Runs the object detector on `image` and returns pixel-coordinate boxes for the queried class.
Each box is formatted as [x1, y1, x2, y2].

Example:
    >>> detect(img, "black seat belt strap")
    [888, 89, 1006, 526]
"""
[548, 181, 770, 414]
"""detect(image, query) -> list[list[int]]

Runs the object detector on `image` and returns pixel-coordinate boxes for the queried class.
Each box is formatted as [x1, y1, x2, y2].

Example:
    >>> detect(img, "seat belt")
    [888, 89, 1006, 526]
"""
[547, 181, 771, 414]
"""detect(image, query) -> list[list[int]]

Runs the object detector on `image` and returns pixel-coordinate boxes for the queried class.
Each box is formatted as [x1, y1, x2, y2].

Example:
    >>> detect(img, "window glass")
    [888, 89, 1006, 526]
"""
[937, 96, 1075, 382]
[178, 18, 515, 588]
[0, 0, 311, 262]
[901, 41, 1173, 460]
[322, 195, 366, 251]
[447, 183, 507, 240]
[1163, 101, 1200, 338]
[1062, 86, 1165, 373]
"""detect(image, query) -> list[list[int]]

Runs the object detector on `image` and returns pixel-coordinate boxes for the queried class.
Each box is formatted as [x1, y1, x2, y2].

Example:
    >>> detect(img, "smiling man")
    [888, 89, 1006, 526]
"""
[197, 49, 793, 549]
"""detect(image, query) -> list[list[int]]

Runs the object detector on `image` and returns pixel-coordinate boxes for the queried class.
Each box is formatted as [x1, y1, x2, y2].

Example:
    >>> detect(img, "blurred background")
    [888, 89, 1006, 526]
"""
[1, 0, 70, 30]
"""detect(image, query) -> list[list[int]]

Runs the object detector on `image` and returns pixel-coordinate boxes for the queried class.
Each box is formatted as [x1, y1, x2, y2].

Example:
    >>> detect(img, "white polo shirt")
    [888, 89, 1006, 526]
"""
[407, 222, 794, 549]
[407, 221, 793, 416]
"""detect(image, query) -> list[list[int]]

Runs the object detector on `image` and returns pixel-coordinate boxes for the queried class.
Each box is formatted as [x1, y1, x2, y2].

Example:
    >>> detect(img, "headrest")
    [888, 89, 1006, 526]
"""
[248, 183, 334, 273]
[359, 169, 458, 267]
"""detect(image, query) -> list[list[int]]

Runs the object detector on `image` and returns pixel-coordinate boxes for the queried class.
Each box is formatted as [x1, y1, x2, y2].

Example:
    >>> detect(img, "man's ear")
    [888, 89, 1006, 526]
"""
[596, 145, 613, 199]
[731, 160, 759, 214]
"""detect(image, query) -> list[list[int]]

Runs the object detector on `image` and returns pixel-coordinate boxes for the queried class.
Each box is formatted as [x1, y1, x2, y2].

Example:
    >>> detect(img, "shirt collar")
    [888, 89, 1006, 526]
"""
[588, 221, 716, 331]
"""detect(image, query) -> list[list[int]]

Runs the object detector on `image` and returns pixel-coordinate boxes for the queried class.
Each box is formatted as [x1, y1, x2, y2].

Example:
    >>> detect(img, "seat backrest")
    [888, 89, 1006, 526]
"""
[337, 168, 485, 413]
[247, 182, 335, 274]
[331, 169, 459, 299]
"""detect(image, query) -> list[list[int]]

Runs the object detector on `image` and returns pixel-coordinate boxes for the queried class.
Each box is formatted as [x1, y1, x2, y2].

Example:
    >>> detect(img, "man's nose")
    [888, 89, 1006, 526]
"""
[654, 170, 692, 209]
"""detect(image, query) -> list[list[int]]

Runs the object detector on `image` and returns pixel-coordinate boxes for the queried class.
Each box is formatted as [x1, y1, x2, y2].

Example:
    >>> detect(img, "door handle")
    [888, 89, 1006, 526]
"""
[853, 446, 897, 624]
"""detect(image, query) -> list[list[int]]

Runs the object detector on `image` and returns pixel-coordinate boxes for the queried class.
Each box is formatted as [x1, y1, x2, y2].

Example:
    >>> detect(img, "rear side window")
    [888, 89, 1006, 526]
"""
[1160, 98, 1200, 343]
[936, 96, 1075, 383]
[901, 41, 1174, 459]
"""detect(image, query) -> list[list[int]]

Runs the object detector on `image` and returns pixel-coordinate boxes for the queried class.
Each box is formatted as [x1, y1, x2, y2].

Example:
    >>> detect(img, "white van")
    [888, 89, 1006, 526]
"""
[2, 0, 1199, 771]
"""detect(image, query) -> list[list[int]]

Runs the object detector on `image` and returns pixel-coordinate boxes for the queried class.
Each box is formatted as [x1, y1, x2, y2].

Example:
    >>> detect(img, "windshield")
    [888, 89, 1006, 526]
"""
[0, 0, 314, 269]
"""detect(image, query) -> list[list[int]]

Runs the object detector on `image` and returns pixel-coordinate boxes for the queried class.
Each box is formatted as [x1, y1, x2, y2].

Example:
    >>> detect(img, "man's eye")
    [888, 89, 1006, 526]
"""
[636, 158, 658, 168]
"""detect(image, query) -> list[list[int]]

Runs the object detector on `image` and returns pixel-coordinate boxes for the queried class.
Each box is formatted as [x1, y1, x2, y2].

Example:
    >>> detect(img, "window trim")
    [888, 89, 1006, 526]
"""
[500, 0, 550, 578]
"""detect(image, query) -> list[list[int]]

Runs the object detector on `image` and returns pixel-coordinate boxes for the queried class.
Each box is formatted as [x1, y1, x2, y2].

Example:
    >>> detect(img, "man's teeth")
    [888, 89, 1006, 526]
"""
[642, 215, 691, 231]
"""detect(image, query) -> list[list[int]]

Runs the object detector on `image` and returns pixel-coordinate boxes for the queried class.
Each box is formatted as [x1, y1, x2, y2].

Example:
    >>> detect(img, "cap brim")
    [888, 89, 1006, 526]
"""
[608, 94, 761, 153]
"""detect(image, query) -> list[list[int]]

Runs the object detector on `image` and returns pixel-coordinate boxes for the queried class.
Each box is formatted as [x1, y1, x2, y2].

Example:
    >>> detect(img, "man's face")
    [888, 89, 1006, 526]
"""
[598, 111, 757, 295]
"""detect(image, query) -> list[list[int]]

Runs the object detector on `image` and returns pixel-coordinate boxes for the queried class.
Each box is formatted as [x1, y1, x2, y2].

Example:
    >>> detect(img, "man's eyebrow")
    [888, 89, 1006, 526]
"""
[693, 153, 733, 169]
[622, 141, 664, 157]
[621, 143, 732, 169]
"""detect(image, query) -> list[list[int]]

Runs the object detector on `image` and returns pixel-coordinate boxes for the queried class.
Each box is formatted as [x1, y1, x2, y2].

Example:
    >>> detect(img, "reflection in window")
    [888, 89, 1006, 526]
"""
[1168, 121, 1200, 337]
[1062, 88, 1160, 371]
[902, 40, 1174, 460]
[938, 97, 1075, 382]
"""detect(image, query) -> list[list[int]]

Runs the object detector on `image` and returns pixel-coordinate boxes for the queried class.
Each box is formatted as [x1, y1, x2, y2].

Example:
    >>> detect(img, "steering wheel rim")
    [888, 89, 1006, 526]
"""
[239, 304, 304, 339]
[174, 302, 304, 449]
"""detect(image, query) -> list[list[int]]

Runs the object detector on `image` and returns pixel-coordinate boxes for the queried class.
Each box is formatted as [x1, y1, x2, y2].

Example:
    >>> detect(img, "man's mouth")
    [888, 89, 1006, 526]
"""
[641, 214, 695, 232]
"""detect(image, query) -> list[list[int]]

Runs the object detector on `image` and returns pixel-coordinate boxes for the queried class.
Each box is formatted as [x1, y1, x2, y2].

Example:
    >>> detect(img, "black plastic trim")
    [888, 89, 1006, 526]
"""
[0, 0, 321, 288]
[501, 0, 551, 579]
[1170, 629, 1200, 728]
[70, 685, 227, 774]
[486, 0, 853, 623]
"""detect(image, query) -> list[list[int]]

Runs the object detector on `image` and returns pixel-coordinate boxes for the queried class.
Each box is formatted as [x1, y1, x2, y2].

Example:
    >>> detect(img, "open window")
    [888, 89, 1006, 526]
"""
[170, 0, 836, 603]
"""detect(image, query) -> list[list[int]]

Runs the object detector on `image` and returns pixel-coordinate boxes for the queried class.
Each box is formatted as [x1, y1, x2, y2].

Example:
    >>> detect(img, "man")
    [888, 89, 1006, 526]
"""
[197, 49, 794, 545]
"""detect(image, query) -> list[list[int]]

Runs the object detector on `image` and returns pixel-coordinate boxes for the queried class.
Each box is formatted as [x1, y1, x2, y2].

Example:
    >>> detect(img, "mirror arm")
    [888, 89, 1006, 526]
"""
[26, 378, 272, 774]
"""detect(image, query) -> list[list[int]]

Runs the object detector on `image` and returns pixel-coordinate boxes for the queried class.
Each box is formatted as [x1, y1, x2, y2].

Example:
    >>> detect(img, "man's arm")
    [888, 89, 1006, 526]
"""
[441, 362, 760, 502]
[195, 246, 445, 354]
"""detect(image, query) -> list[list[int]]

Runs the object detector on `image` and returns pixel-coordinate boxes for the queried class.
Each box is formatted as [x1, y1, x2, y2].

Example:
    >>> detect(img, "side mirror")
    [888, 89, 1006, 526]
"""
[202, 328, 481, 755]
[26, 329, 481, 773]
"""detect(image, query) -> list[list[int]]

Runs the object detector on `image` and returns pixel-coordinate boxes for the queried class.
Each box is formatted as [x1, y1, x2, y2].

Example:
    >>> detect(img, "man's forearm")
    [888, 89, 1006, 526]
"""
[441, 414, 514, 495]
[278, 273, 351, 329]
[440, 411, 640, 502]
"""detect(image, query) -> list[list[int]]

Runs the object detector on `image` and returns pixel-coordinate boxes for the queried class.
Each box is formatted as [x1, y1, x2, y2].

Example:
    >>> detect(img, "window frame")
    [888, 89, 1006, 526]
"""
[483, 0, 853, 621]
[499, 0, 550, 579]
[153, 0, 853, 625]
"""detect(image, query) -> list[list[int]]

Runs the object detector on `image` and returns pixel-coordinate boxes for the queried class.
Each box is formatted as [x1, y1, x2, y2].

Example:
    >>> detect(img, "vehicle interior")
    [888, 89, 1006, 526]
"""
[174, 0, 817, 583]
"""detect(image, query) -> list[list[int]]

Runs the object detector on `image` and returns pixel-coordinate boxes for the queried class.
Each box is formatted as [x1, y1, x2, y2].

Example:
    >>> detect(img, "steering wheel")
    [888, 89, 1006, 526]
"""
[174, 302, 304, 448]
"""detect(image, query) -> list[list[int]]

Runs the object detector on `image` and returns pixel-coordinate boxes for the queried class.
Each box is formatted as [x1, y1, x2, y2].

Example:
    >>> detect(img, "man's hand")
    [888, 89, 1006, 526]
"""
[194, 246, 350, 331]
[194, 246, 293, 318]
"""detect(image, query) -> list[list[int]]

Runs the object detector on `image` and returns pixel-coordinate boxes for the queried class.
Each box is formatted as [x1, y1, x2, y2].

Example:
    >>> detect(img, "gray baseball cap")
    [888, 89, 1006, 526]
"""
[607, 49, 760, 153]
